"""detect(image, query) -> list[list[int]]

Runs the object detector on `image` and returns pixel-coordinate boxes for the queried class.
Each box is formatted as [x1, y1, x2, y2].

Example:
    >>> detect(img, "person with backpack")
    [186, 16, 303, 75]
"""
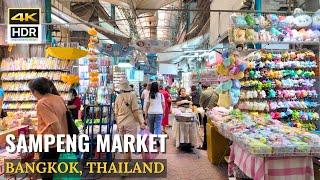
[198, 84, 219, 150]
[114, 79, 146, 161]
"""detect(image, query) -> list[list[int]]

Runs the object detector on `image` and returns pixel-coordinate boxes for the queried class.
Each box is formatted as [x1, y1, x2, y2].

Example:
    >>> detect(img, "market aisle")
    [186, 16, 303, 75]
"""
[97, 116, 228, 180]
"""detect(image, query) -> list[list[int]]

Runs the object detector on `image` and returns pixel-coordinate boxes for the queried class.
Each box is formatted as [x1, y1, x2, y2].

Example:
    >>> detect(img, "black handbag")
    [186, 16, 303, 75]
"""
[66, 107, 80, 135]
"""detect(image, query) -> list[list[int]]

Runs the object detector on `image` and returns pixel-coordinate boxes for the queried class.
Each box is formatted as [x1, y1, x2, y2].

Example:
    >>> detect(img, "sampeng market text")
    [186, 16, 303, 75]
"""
[6, 134, 167, 153]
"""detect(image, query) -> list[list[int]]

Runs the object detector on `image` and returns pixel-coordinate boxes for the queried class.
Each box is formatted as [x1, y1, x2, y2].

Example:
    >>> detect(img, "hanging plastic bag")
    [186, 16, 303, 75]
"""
[139, 129, 157, 161]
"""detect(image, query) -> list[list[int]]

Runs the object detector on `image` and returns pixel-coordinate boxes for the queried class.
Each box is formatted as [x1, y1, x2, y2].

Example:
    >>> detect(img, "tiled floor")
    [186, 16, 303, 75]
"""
[96, 126, 228, 180]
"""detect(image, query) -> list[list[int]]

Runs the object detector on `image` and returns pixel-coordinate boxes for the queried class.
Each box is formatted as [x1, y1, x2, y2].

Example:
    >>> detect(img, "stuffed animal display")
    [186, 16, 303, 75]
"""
[230, 8, 320, 43]
[215, 50, 247, 107]
[238, 49, 319, 127]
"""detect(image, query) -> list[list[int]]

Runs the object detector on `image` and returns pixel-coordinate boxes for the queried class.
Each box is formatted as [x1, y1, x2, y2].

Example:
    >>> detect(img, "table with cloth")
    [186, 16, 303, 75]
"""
[172, 107, 200, 148]
[208, 107, 319, 180]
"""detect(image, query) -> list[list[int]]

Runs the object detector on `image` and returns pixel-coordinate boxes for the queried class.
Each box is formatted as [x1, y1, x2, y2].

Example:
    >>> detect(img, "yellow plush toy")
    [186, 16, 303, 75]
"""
[218, 92, 232, 108]
[216, 64, 230, 76]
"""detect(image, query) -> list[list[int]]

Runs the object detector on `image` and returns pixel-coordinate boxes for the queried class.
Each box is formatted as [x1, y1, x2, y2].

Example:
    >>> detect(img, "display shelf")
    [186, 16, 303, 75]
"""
[0, 69, 69, 73]
[0, 57, 73, 111]
[231, 41, 320, 46]
[238, 50, 319, 128]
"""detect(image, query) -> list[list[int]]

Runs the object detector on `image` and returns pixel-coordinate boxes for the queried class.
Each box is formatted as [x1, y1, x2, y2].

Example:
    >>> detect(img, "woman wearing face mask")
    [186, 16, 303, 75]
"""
[176, 88, 192, 108]
[67, 88, 81, 119]
[28, 77, 68, 180]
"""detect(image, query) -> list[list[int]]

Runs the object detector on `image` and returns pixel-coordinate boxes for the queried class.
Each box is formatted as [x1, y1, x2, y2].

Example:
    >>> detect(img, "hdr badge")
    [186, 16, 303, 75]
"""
[7, 8, 42, 44]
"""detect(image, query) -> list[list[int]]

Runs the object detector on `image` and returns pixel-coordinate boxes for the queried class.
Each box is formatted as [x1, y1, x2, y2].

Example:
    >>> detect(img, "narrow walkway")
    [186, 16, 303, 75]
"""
[100, 126, 228, 180]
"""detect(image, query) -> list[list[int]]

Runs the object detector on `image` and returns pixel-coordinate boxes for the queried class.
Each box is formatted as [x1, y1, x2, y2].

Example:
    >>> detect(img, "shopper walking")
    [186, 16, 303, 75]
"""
[159, 85, 171, 134]
[28, 77, 68, 180]
[114, 79, 145, 161]
[176, 88, 192, 108]
[190, 85, 200, 107]
[144, 82, 165, 145]
[141, 83, 150, 112]
[67, 88, 81, 119]
[198, 85, 219, 150]
[140, 83, 148, 108]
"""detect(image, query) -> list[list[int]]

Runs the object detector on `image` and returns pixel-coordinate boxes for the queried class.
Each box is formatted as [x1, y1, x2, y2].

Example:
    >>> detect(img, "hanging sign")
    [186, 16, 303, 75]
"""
[100, 43, 133, 57]
[7, 8, 42, 44]
[131, 40, 171, 53]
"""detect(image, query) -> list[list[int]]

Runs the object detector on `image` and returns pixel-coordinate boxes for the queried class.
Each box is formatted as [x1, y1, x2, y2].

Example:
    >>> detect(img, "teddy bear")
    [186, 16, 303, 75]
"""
[312, 9, 320, 30]
[256, 16, 271, 28]
[233, 28, 246, 43]
[293, 8, 312, 28]
[231, 15, 248, 27]
[267, 14, 279, 25]
[245, 29, 257, 41]
[259, 29, 272, 42]
[245, 14, 256, 26]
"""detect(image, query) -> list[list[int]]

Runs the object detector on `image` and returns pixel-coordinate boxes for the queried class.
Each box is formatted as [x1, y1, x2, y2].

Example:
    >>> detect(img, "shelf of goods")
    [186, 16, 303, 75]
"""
[0, 57, 73, 111]
[228, 9, 320, 44]
[236, 49, 319, 131]
[226, 9, 320, 131]
[209, 107, 320, 157]
[113, 71, 126, 90]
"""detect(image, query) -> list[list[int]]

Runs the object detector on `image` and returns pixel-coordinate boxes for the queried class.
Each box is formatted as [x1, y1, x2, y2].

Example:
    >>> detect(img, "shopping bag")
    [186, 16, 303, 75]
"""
[53, 153, 81, 180]
[139, 129, 157, 161]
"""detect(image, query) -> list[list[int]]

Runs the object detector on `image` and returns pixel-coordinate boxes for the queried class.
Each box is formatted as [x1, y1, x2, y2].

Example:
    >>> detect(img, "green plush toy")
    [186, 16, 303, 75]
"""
[245, 14, 256, 26]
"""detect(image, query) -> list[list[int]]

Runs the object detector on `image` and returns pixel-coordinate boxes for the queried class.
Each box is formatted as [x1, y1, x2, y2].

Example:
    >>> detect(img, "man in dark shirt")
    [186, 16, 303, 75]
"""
[190, 85, 200, 107]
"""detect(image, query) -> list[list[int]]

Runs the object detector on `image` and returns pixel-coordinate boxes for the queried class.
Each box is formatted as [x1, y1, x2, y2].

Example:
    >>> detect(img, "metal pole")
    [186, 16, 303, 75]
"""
[135, 8, 315, 14]
[45, 0, 52, 44]
[255, 0, 262, 49]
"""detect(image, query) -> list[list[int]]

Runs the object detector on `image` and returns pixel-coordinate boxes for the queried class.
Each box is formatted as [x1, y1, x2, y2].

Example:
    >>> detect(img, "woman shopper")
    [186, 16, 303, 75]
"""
[144, 82, 165, 144]
[67, 88, 81, 119]
[114, 79, 146, 161]
[28, 77, 68, 180]
[176, 88, 192, 108]
[159, 85, 171, 134]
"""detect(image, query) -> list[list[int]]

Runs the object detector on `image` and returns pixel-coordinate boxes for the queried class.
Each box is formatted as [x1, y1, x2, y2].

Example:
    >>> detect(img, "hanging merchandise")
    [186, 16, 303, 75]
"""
[229, 8, 320, 44]
[87, 28, 100, 87]
[215, 50, 247, 108]
[238, 50, 319, 131]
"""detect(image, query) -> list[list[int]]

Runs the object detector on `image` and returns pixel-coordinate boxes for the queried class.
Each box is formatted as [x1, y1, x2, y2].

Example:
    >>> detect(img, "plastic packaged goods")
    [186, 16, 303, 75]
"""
[209, 107, 320, 156]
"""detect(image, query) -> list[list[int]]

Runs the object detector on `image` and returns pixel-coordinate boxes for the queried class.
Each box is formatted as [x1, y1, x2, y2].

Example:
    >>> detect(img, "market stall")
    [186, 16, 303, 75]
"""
[204, 8, 320, 179]
[209, 107, 319, 179]
[172, 107, 201, 152]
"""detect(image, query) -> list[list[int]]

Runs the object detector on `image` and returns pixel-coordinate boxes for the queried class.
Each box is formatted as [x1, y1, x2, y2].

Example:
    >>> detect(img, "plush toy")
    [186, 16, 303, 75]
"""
[270, 27, 282, 40]
[245, 14, 256, 26]
[218, 91, 232, 108]
[256, 16, 271, 28]
[231, 15, 248, 27]
[245, 29, 256, 41]
[293, 8, 312, 28]
[233, 28, 246, 42]
[267, 14, 279, 25]
[298, 29, 311, 41]
[259, 30, 272, 42]
[312, 9, 320, 30]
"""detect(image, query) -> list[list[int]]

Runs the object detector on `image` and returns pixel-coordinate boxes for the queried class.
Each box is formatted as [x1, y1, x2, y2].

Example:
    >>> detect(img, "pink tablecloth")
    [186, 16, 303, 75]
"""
[228, 143, 315, 180]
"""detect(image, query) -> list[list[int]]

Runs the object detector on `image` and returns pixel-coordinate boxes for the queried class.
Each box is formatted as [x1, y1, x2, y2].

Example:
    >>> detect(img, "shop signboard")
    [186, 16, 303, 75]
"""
[100, 43, 133, 57]
[131, 40, 171, 53]
[7, 8, 42, 44]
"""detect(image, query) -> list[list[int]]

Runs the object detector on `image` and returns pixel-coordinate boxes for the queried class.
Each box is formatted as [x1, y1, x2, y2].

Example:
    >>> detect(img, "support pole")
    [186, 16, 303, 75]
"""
[255, 0, 262, 49]
[45, 0, 52, 44]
